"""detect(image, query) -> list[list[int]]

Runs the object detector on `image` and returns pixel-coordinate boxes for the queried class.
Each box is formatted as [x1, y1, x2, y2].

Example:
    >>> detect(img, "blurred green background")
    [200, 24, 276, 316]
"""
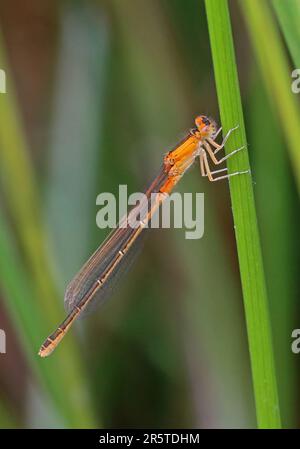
[0, 0, 299, 428]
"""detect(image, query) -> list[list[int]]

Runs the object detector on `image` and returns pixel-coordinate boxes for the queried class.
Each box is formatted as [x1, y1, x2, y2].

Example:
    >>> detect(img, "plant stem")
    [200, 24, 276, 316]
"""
[204, 0, 281, 428]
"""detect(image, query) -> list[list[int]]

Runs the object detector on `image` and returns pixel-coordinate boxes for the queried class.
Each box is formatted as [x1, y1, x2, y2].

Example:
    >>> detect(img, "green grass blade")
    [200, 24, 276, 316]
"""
[239, 0, 300, 195]
[272, 0, 300, 67]
[204, 0, 281, 428]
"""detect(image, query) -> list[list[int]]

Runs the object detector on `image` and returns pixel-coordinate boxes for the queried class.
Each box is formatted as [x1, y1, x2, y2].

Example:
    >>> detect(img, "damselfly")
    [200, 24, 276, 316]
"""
[39, 115, 248, 357]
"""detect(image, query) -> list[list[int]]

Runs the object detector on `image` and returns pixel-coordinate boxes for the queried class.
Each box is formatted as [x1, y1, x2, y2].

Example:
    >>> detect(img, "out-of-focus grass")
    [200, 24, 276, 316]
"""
[248, 76, 298, 427]
[0, 204, 95, 427]
[205, 0, 281, 428]
[0, 42, 59, 325]
[241, 0, 300, 428]
[0, 398, 17, 429]
[0, 33, 96, 427]
[46, 3, 109, 287]
[272, 0, 300, 67]
[239, 0, 300, 195]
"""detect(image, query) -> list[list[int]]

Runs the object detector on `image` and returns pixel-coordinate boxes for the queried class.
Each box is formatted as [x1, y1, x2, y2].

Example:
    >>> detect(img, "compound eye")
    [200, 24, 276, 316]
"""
[202, 116, 211, 126]
[195, 115, 210, 130]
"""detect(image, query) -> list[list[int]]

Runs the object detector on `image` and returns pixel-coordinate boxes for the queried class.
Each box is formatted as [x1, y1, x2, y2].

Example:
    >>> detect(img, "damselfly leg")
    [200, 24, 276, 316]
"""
[208, 124, 239, 154]
[199, 124, 249, 182]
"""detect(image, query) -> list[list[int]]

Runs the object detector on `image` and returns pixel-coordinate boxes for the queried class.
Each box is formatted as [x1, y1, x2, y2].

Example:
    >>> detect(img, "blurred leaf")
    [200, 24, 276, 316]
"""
[0, 208, 96, 427]
[0, 398, 18, 428]
[0, 31, 96, 427]
[239, 0, 300, 195]
[272, 0, 300, 67]
[46, 3, 109, 286]
[248, 75, 298, 427]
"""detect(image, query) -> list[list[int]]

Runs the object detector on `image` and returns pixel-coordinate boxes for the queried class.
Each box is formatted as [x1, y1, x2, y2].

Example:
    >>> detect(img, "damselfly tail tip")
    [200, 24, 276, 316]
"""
[38, 346, 49, 358]
[38, 347, 46, 357]
[38, 325, 68, 357]
[38, 339, 54, 358]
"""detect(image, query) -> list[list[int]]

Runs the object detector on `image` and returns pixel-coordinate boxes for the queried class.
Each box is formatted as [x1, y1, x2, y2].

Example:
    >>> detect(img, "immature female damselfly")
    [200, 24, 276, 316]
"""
[39, 115, 247, 357]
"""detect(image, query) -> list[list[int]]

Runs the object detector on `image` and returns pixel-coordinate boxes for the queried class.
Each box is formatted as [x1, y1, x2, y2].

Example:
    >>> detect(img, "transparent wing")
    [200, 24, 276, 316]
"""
[64, 168, 168, 317]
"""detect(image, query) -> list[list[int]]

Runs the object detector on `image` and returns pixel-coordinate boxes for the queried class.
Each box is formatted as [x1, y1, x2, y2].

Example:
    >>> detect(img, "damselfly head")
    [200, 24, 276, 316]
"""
[195, 115, 217, 139]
